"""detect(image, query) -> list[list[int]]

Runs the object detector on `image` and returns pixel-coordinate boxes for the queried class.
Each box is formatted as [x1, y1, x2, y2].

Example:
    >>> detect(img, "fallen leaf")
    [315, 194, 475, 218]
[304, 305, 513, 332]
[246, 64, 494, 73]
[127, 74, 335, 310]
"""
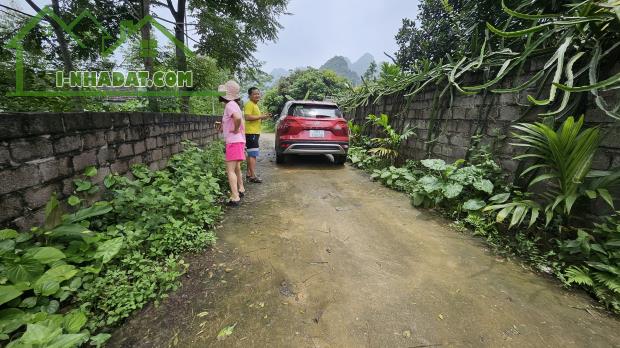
[438, 314, 444, 320]
[258, 302, 265, 308]
[197, 311, 209, 318]
[225, 268, 233, 273]
[217, 323, 237, 341]
[403, 330, 411, 338]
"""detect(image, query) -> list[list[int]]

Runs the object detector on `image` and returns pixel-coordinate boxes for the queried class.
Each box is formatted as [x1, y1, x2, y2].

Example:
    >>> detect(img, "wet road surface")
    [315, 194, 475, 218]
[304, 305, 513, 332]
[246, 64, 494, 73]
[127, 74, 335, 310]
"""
[109, 133, 620, 347]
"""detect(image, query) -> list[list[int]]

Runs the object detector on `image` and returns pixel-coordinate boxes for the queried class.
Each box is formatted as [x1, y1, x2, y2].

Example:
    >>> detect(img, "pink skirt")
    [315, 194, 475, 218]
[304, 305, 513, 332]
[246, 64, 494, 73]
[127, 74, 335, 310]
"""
[225, 142, 246, 161]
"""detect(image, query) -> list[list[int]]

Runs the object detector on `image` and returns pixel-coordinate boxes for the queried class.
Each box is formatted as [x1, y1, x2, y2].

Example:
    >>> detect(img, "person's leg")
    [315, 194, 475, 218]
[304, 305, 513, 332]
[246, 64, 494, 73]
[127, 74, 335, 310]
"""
[226, 160, 240, 201]
[247, 134, 262, 182]
[235, 161, 245, 194]
[248, 156, 256, 178]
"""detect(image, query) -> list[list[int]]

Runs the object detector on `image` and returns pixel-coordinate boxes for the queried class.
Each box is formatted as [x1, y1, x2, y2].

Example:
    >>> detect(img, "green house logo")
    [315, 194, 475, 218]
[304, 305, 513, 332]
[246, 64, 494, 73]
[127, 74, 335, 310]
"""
[5, 6, 221, 97]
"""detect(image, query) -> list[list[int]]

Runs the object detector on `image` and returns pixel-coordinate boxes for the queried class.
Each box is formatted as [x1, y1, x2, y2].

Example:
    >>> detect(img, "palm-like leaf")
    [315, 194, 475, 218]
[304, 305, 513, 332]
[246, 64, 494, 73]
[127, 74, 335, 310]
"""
[513, 116, 601, 217]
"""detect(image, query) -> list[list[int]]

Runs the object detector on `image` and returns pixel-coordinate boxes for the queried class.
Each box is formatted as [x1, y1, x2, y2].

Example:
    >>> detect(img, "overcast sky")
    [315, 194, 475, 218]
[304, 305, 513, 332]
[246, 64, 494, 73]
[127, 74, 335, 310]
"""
[255, 0, 420, 72]
[2, 0, 420, 73]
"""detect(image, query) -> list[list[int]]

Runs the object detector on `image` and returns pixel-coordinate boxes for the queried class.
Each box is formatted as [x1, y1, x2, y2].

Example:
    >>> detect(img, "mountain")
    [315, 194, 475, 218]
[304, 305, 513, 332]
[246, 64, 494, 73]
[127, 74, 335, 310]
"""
[267, 68, 290, 87]
[267, 53, 376, 87]
[351, 53, 375, 76]
[319, 56, 361, 86]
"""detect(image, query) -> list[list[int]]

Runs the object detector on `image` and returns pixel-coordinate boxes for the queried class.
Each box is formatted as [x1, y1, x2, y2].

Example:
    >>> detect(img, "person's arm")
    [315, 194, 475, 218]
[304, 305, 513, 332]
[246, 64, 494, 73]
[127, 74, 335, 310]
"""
[244, 114, 263, 121]
[244, 103, 271, 121]
[232, 111, 242, 133]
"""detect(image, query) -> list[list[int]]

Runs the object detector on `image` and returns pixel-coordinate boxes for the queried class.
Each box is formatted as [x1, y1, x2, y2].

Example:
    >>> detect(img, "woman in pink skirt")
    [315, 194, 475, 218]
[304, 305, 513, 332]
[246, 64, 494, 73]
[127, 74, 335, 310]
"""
[218, 80, 246, 206]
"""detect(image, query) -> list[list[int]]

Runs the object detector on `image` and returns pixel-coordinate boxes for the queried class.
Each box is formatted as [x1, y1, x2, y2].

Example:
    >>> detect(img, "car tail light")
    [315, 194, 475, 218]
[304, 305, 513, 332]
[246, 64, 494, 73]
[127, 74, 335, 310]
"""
[280, 118, 302, 135]
[332, 120, 349, 136]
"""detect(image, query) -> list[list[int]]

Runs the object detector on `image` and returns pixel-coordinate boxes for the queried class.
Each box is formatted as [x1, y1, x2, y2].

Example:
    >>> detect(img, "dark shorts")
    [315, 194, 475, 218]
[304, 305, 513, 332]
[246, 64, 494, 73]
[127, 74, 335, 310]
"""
[245, 134, 260, 157]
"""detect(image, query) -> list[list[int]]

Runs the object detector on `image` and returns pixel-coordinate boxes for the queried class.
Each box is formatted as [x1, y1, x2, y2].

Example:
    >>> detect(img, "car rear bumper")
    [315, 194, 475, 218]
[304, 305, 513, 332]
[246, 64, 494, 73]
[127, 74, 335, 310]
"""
[281, 142, 348, 155]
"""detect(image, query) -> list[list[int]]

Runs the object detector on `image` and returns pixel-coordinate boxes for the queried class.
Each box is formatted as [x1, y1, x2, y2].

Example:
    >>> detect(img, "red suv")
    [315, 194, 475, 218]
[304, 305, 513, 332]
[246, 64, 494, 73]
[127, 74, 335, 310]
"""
[275, 101, 349, 165]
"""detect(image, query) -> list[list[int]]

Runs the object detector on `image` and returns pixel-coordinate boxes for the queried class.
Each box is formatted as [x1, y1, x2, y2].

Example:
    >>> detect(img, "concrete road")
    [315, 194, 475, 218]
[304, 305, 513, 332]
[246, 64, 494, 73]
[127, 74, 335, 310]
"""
[110, 133, 620, 347]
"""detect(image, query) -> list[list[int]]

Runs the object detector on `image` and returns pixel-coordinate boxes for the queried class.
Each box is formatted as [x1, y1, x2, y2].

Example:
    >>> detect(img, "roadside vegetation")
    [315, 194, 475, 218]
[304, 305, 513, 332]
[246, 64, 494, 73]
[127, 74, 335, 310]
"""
[0, 142, 227, 347]
[342, 0, 620, 314]
[348, 114, 620, 313]
[262, 68, 350, 116]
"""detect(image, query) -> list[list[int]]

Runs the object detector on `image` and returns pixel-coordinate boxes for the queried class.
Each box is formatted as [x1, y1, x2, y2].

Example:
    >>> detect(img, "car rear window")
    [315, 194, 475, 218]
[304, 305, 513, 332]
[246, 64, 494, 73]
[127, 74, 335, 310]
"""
[288, 105, 342, 118]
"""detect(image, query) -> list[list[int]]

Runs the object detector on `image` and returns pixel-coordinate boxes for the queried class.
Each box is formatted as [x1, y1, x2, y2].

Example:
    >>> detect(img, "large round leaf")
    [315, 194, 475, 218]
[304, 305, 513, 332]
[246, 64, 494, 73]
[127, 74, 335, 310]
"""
[46, 333, 89, 348]
[0, 308, 31, 334]
[24, 247, 66, 264]
[463, 199, 486, 211]
[0, 286, 23, 306]
[6, 260, 45, 284]
[0, 229, 17, 240]
[63, 311, 87, 333]
[0, 240, 15, 255]
[473, 179, 494, 194]
[94, 237, 124, 263]
[20, 323, 62, 345]
[419, 176, 441, 193]
[443, 183, 463, 199]
[421, 159, 447, 171]
[34, 280, 60, 297]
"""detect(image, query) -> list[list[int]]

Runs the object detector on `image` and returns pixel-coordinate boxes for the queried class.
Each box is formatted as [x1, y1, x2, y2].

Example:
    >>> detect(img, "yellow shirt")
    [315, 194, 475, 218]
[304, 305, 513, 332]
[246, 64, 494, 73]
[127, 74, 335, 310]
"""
[244, 101, 262, 134]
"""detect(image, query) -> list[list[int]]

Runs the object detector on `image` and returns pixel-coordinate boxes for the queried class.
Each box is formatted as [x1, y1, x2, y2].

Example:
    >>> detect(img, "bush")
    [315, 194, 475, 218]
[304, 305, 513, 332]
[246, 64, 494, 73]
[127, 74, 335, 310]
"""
[560, 214, 620, 312]
[0, 140, 227, 346]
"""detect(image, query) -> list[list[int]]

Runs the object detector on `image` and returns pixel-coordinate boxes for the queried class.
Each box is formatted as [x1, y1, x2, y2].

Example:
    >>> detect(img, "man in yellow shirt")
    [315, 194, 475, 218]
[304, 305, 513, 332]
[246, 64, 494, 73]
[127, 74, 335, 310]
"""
[244, 87, 271, 183]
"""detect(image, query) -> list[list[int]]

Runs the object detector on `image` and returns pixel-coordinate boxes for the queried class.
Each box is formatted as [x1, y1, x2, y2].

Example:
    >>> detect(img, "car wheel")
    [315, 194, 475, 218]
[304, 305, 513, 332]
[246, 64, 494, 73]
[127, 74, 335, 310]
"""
[333, 155, 347, 165]
[276, 152, 285, 164]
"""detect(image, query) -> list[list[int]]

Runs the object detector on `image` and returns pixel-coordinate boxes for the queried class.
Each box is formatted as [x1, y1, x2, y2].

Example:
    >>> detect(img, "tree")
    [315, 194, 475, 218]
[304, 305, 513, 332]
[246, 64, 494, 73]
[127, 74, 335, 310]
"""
[362, 61, 378, 82]
[394, 0, 508, 69]
[154, 0, 288, 110]
[262, 68, 349, 116]
[192, 0, 288, 71]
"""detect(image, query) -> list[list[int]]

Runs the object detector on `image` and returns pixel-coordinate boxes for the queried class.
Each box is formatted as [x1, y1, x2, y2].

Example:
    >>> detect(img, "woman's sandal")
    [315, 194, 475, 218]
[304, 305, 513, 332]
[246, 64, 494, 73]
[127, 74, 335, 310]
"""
[226, 199, 240, 207]
[248, 176, 263, 183]
[239, 191, 245, 198]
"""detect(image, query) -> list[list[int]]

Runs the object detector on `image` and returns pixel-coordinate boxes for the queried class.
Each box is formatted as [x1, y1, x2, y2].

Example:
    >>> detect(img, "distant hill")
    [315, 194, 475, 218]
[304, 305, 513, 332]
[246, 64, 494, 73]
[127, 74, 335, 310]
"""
[267, 53, 376, 87]
[267, 68, 290, 87]
[351, 53, 375, 76]
[320, 56, 361, 86]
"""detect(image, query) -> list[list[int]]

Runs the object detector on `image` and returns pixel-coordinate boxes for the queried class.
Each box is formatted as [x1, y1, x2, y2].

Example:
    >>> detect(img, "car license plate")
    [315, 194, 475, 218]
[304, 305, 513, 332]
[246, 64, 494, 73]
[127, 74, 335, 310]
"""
[309, 130, 324, 138]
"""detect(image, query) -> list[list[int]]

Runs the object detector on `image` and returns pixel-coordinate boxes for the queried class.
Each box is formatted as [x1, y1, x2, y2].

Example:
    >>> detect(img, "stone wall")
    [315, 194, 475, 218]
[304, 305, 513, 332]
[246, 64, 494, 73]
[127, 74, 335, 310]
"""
[0, 112, 219, 229]
[350, 65, 620, 174]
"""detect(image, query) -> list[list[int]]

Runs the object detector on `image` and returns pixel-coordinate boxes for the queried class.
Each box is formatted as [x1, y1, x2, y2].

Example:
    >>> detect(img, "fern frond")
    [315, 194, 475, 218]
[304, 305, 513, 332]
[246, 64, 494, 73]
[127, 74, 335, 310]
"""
[565, 266, 594, 286]
[593, 271, 620, 294]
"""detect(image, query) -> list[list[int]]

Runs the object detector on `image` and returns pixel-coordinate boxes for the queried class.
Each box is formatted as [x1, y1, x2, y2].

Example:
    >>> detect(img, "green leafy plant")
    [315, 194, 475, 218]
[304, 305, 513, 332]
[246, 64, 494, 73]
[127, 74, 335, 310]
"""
[1, 141, 227, 346]
[365, 114, 415, 165]
[371, 166, 417, 192]
[347, 146, 381, 170]
[485, 116, 620, 227]
[339, 1, 620, 121]
[560, 213, 620, 312]
[409, 158, 497, 211]
[0, 174, 118, 346]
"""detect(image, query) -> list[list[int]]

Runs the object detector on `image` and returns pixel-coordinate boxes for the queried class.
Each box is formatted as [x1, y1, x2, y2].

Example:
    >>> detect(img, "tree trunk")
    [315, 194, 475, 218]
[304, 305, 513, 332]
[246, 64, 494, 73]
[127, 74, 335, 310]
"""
[141, 0, 160, 112]
[169, 0, 189, 112]
[26, 0, 82, 110]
